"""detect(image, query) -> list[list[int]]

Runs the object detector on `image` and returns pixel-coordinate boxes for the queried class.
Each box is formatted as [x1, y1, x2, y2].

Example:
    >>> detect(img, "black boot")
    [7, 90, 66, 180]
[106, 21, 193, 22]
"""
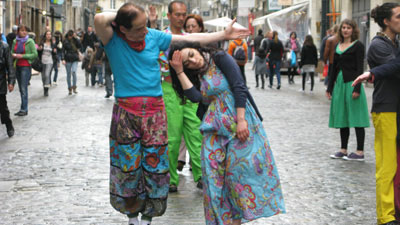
[6, 122, 14, 138]
[255, 75, 259, 88]
[44, 87, 49, 96]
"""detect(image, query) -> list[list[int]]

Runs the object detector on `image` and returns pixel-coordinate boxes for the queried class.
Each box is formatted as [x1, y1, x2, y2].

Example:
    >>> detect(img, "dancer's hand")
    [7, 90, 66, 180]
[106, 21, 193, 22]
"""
[236, 119, 249, 142]
[169, 51, 184, 75]
[224, 18, 251, 40]
[352, 72, 371, 87]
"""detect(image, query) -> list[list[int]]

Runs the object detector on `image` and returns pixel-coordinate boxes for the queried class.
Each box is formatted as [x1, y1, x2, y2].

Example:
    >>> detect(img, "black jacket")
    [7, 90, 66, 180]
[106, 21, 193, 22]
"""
[265, 39, 284, 61]
[0, 42, 16, 95]
[300, 44, 318, 68]
[327, 41, 365, 94]
[62, 38, 82, 62]
[254, 34, 264, 52]
[367, 34, 400, 113]
[82, 32, 98, 51]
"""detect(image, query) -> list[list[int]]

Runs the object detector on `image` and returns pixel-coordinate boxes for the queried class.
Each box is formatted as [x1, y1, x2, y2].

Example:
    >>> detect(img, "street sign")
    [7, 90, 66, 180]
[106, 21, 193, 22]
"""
[72, 0, 81, 7]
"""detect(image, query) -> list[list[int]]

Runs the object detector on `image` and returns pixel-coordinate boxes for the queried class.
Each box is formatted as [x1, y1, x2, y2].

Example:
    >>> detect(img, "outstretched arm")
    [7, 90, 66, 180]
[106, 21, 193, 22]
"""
[94, 12, 115, 46]
[171, 18, 250, 45]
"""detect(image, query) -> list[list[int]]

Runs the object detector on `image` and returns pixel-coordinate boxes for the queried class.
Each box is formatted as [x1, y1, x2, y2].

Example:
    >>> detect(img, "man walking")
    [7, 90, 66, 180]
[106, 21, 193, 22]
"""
[0, 38, 16, 137]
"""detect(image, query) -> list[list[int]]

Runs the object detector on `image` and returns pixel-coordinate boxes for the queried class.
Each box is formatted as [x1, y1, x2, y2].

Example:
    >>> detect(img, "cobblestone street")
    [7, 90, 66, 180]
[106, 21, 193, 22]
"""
[0, 63, 376, 225]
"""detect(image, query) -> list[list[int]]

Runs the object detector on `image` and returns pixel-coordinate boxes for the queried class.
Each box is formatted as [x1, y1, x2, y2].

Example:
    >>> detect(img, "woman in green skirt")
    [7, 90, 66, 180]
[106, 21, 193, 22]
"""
[326, 19, 370, 161]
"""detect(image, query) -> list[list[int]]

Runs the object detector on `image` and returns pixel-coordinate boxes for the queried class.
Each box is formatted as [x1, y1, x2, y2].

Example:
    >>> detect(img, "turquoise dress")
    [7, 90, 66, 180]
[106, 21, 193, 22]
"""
[329, 42, 370, 128]
[199, 60, 285, 224]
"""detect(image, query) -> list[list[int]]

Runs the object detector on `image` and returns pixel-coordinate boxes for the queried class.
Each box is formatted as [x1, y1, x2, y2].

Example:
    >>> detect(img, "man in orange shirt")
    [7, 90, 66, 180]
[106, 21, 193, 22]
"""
[228, 39, 248, 85]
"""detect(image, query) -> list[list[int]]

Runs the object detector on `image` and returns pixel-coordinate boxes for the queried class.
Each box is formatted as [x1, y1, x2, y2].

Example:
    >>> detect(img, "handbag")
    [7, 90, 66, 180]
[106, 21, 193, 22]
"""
[323, 64, 329, 77]
[290, 51, 297, 66]
[31, 57, 43, 72]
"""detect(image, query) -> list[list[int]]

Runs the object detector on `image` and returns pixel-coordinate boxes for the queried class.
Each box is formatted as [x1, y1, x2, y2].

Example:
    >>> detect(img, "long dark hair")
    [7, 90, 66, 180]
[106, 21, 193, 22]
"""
[168, 42, 217, 104]
[40, 31, 52, 46]
[303, 35, 315, 47]
[371, 3, 400, 30]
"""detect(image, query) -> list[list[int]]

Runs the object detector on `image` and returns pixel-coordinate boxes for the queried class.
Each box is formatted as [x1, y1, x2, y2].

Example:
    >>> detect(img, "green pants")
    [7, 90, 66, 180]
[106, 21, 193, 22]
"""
[162, 82, 202, 185]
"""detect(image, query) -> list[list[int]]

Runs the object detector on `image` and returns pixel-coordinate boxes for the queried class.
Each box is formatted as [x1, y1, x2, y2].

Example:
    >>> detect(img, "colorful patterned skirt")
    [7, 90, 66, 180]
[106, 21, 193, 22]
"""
[109, 97, 169, 217]
[200, 97, 286, 225]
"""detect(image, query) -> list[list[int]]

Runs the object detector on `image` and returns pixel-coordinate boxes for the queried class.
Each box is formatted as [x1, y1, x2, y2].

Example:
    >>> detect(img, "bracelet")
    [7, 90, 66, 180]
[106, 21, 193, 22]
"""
[177, 71, 184, 75]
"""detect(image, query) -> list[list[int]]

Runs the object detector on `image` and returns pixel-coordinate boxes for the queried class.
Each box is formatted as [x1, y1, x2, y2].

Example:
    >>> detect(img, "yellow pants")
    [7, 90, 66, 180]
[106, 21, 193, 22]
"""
[372, 112, 398, 224]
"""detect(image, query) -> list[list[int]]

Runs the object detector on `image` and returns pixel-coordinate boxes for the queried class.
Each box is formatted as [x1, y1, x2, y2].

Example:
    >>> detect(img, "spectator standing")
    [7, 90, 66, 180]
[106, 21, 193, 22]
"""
[326, 19, 369, 161]
[324, 25, 340, 86]
[299, 35, 318, 92]
[285, 32, 301, 84]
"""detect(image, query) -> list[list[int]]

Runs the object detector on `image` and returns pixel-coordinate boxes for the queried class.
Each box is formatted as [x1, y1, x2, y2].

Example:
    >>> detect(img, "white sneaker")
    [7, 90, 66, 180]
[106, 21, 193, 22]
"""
[128, 217, 139, 225]
[298, 89, 305, 92]
[53, 82, 57, 86]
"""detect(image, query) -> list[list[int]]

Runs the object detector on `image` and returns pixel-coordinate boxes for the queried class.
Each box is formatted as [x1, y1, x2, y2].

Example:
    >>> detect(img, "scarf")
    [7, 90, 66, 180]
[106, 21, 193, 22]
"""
[116, 30, 146, 52]
[290, 38, 297, 51]
[16, 35, 29, 54]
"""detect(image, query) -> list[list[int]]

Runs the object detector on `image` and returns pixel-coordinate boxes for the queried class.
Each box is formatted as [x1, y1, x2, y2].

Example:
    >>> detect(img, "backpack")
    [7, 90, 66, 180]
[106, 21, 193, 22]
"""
[232, 41, 246, 64]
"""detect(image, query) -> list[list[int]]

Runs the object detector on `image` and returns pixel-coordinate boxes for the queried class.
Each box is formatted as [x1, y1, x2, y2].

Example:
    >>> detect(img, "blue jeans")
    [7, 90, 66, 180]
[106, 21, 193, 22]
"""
[269, 60, 281, 86]
[95, 64, 103, 85]
[104, 71, 113, 96]
[16, 66, 31, 112]
[65, 61, 78, 89]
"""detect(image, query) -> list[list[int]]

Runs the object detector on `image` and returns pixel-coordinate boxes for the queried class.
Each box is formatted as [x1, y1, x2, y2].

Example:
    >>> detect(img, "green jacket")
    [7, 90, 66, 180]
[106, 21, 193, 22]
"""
[11, 38, 38, 66]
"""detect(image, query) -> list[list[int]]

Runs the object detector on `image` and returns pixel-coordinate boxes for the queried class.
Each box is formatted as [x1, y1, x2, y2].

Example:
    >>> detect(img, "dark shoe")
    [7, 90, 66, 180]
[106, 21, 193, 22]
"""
[72, 86, 78, 94]
[104, 94, 111, 98]
[68, 88, 72, 95]
[169, 184, 178, 193]
[196, 179, 203, 190]
[177, 161, 185, 172]
[44, 87, 49, 96]
[277, 85, 281, 90]
[6, 123, 14, 138]
[330, 151, 347, 159]
[343, 152, 365, 161]
[14, 111, 27, 116]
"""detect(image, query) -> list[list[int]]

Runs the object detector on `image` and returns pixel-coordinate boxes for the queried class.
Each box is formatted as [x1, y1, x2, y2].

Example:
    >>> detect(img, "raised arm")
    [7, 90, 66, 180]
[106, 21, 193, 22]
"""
[171, 19, 250, 45]
[94, 12, 115, 46]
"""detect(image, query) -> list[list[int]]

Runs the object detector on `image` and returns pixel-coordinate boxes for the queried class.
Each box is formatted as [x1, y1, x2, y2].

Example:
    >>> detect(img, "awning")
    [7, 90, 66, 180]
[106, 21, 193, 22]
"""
[252, 2, 309, 26]
[204, 17, 246, 29]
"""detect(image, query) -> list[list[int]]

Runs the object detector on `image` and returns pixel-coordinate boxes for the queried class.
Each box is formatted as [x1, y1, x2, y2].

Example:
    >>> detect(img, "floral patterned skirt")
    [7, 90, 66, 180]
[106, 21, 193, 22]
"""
[200, 99, 285, 224]
[109, 97, 169, 217]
